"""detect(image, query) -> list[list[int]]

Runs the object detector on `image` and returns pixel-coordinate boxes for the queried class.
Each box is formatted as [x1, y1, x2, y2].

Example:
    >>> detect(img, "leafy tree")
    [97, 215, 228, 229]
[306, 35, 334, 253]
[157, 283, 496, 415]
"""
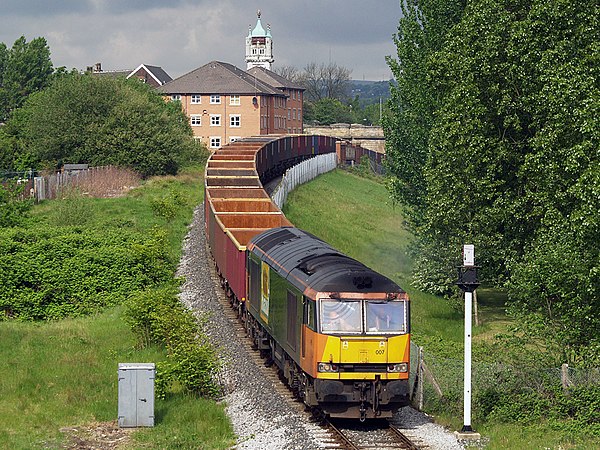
[0, 36, 53, 122]
[388, 0, 599, 358]
[14, 73, 205, 177]
[383, 0, 466, 227]
[304, 97, 355, 125]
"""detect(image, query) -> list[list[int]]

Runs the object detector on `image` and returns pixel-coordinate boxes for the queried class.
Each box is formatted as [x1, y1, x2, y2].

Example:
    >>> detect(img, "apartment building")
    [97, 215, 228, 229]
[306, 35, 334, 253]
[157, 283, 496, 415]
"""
[156, 11, 303, 149]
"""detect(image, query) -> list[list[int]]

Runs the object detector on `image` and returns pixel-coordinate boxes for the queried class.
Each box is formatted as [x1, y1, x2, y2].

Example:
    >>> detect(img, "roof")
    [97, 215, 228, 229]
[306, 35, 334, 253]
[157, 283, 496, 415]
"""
[94, 70, 131, 78]
[157, 61, 285, 96]
[246, 67, 305, 91]
[127, 64, 172, 85]
[248, 227, 404, 295]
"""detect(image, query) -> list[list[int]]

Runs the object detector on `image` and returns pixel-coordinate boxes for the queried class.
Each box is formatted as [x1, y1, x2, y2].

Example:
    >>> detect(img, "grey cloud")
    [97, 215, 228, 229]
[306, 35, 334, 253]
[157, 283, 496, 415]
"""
[2, 0, 91, 17]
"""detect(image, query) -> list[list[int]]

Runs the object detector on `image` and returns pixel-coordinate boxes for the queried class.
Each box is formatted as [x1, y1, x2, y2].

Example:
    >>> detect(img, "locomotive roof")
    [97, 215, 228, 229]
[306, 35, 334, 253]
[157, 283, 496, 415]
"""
[247, 227, 405, 295]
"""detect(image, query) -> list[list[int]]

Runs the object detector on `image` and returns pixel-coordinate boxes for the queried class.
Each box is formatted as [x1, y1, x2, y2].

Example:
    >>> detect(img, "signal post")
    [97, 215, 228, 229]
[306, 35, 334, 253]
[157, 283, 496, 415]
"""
[455, 244, 481, 441]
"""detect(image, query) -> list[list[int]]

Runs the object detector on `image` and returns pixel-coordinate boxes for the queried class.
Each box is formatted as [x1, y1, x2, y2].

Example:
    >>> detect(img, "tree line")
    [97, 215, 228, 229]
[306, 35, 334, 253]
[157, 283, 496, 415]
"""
[383, 0, 599, 365]
[275, 62, 390, 126]
[0, 36, 204, 178]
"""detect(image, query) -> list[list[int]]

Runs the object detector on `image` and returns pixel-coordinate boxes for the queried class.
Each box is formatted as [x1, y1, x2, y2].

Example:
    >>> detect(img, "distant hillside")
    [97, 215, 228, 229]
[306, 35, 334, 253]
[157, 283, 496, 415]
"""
[349, 80, 393, 105]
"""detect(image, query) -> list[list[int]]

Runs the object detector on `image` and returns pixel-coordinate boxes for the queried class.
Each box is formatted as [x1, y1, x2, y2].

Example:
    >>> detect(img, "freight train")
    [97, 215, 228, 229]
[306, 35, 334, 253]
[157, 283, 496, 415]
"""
[204, 135, 410, 420]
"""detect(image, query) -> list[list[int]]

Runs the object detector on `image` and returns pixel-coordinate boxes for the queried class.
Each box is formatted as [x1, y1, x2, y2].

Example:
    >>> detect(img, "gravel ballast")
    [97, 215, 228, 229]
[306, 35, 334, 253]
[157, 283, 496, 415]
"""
[177, 204, 465, 449]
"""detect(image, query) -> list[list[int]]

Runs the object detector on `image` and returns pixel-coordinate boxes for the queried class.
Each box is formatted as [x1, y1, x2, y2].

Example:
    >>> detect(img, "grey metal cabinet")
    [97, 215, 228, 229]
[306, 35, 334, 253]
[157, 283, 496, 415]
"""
[118, 363, 155, 427]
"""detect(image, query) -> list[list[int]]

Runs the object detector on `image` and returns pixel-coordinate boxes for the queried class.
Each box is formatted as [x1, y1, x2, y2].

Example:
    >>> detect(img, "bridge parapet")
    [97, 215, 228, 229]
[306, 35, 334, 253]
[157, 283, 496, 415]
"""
[304, 124, 385, 153]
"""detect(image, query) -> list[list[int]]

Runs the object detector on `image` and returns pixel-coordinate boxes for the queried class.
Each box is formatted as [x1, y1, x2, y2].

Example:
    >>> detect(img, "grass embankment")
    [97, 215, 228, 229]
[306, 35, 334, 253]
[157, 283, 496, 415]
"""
[0, 167, 234, 449]
[284, 169, 598, 450]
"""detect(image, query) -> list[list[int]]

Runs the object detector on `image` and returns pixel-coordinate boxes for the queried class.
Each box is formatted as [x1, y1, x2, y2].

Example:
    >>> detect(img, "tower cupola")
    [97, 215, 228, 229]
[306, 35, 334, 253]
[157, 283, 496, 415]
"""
[245, 10, 274, 70]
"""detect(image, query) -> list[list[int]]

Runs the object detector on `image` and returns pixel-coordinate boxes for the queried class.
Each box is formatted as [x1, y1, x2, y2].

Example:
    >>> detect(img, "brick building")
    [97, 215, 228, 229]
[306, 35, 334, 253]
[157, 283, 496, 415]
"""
[156, 12, 303, 149]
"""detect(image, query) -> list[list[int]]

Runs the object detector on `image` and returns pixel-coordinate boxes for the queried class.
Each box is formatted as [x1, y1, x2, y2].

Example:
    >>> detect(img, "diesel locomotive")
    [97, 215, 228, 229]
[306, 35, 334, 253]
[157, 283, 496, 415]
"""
[205, 135, 410, 419]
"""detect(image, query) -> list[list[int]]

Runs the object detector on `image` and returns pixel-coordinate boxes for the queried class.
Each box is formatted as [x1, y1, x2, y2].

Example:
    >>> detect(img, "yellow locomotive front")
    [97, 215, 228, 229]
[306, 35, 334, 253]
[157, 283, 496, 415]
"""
[301, 292, 410, 420]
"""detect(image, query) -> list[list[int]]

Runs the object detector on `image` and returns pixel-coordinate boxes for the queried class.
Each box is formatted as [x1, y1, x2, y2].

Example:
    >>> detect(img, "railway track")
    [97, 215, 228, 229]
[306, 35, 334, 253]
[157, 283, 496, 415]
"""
[321, 418, 423, 450]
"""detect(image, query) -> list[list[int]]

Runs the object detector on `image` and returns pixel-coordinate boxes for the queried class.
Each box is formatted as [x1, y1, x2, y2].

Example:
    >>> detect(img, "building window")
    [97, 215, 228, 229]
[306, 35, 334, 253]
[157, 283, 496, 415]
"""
[288, 108, 291, 119]
[210, 95, 221, 104]
[230, 95, 240, 106]
[210, 137, 221, 148]
[210, 114, 221, 126]
[230, 115, 241, 127]
[191, 94, 201, 104]
[190, 115, 202, 126]
[171, 94, 181, 101]
[293, 108, 296, 120]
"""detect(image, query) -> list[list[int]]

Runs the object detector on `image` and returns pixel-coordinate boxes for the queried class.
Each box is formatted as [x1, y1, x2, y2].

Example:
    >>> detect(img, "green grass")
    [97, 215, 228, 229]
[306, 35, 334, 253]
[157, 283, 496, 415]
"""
[0, 307, 234, 449]
[0, 168, 235, 449]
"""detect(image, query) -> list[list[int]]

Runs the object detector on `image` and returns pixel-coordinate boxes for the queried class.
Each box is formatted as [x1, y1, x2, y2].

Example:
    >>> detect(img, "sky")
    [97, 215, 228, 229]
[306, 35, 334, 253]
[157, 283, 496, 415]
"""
[0, 1, 402, 81]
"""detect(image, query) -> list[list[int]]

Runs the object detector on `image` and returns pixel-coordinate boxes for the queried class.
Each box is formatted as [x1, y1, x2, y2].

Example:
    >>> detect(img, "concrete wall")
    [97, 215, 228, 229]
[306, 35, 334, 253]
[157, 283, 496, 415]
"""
[303, 124, 385, 153]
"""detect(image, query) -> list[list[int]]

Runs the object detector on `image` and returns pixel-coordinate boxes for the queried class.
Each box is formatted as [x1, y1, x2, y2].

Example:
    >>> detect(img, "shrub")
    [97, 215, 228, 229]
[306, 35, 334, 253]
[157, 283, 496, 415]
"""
[0, 225, 174, 320]
[123, 286, 221, 399]
[0, 181, 33, 227]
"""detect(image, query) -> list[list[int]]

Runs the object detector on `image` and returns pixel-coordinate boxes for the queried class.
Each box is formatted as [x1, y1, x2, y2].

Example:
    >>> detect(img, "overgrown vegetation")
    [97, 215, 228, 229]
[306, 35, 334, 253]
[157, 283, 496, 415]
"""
[123, 285, 221, 399]
[0, 168, 233, 449]
[0, 180, 32, 227]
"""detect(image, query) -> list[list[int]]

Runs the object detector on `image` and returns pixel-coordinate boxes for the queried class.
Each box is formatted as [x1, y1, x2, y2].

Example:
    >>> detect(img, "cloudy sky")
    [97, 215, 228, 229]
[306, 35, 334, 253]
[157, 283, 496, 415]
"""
[1, 1, 402, 81]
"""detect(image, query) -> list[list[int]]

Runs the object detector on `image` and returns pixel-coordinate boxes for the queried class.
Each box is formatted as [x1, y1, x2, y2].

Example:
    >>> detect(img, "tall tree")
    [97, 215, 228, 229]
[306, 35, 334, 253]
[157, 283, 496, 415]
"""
[0, 36, 53, 121]
[298, 62, 352, 102]
[383, 0, 466, 227]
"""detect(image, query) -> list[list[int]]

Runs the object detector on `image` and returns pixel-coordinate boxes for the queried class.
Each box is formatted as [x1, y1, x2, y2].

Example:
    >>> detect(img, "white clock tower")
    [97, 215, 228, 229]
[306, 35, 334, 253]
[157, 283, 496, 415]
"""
[245, 10, 274, 70]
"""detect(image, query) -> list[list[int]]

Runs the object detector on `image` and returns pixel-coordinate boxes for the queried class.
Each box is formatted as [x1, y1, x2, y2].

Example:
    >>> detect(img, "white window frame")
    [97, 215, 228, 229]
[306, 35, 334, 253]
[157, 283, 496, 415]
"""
[230, 115, 241, 128]
[210, 94, 221, 104]
[210, 114, 221, 126]
[209, 136, 221, 148]
[230, 95, 241, 106]
[191, 94, 201, 104]
[171, 94, 181, 101]
[190, 115, 202, 126]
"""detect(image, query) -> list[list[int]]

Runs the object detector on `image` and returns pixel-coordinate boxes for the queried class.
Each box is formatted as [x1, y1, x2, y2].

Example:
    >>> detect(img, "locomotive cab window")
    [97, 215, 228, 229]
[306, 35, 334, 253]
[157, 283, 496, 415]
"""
[304, 298, 316, 331]
[320, 299, 361, 334]
[366, 300, 407, 334]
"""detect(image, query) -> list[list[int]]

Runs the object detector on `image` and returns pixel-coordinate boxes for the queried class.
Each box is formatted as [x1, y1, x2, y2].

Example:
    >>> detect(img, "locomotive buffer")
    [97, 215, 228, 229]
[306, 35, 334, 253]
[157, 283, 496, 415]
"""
[455, 244, 481, 440]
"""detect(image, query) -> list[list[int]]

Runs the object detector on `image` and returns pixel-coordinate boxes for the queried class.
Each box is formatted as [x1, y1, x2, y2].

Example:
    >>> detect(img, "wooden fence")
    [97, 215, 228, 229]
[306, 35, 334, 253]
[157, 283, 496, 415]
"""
[33, 166, 140, 202]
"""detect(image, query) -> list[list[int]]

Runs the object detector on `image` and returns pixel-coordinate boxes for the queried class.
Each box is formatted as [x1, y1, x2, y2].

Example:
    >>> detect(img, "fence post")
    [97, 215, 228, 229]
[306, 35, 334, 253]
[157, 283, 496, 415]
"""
[418, 346, 424, 411]
[561, 364, 573, 390]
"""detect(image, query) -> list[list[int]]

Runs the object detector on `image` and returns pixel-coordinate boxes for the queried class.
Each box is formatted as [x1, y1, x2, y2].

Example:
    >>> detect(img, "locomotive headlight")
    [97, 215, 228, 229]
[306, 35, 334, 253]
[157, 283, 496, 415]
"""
[388, 363, 408, 373]
[318, 362, 339, 373]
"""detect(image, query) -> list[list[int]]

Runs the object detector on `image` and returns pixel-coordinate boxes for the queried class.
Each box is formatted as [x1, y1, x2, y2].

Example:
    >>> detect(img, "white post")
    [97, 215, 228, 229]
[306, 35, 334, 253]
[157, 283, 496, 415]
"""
[463, 290, 473, 431]
[456, 244, 480, 439]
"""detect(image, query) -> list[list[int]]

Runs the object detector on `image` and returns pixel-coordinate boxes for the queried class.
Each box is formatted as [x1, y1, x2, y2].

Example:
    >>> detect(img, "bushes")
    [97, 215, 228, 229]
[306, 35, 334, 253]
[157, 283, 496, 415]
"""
[0, 225, 174, 320]
[0, 181, 32, 227]
[123, 286, 221, 399]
